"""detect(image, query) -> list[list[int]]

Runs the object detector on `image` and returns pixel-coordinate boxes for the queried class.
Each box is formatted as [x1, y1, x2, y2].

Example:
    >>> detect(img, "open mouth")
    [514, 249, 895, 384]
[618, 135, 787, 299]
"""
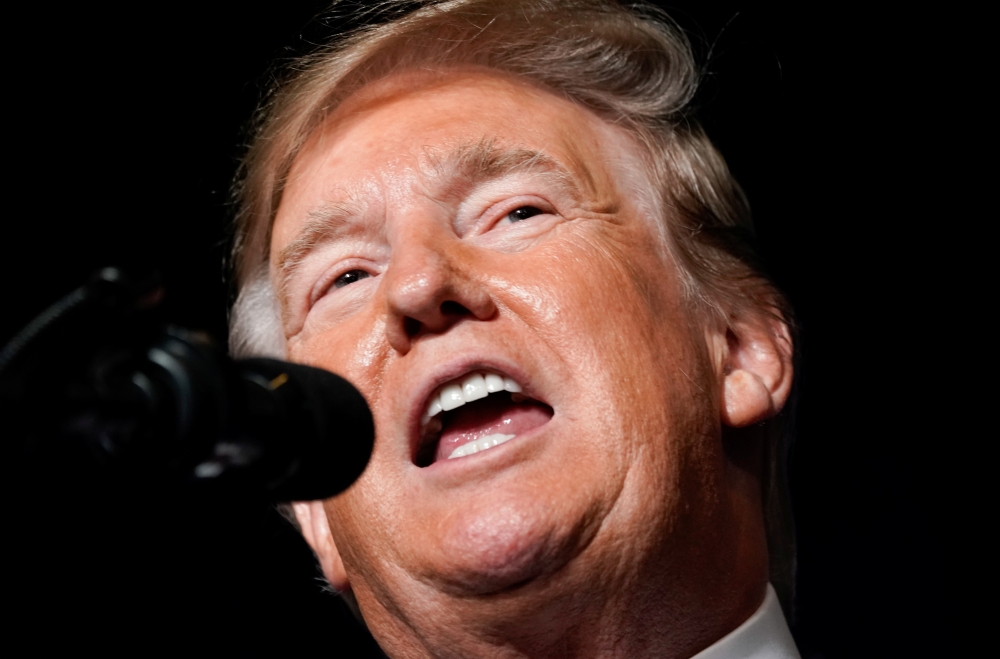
[415, 371, 553, 467]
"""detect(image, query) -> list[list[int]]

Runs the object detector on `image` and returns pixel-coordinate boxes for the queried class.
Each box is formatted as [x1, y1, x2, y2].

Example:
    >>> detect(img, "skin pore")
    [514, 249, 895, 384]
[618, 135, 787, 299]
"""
[273, 70, 793, 659]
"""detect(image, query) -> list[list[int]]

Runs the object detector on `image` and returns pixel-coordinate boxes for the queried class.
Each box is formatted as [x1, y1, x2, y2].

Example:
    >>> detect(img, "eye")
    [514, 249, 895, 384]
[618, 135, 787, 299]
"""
[506, 206, 544, 223]
[333, 269, 371, 289]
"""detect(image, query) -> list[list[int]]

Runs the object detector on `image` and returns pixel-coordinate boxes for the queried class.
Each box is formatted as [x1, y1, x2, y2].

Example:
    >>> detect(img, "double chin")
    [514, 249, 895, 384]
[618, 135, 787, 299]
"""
[416, 493, 597, 597]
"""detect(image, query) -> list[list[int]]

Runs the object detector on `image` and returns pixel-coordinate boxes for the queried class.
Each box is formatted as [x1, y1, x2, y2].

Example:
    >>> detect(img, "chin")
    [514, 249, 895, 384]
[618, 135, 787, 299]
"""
[423, 492, 583, 596]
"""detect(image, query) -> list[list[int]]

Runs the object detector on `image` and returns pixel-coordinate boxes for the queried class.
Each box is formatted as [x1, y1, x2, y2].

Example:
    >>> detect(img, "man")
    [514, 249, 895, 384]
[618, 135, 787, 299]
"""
[228, 1, 799, 657]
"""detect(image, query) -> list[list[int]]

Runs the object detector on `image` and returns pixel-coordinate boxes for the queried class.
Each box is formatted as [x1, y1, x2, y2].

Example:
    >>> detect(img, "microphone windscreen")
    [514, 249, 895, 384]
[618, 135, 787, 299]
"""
[239, 358, 374, 501]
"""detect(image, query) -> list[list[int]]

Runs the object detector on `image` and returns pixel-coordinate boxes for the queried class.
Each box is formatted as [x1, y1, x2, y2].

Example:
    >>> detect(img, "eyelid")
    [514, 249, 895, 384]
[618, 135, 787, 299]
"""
[480, 195, 557, 233]
[309, 259, 379, 307]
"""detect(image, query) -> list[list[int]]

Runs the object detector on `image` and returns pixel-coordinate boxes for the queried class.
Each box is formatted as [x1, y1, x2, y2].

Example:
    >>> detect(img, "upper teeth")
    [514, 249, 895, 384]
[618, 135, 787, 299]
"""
[423, 371, 522, 421]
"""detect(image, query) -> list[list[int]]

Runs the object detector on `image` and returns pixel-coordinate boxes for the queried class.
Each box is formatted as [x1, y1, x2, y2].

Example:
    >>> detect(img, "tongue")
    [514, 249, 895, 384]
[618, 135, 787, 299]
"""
[435, 395, 552, 462]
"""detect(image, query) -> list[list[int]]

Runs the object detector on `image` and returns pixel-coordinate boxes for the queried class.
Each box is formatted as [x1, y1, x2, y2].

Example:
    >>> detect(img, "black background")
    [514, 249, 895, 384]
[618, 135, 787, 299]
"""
[4, 2, 967, 657]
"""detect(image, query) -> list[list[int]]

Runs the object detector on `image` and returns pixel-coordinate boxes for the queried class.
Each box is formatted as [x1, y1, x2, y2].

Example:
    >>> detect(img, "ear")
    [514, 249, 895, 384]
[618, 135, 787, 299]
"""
[720, 317, 794, 428]
[292, 501, 351, 592]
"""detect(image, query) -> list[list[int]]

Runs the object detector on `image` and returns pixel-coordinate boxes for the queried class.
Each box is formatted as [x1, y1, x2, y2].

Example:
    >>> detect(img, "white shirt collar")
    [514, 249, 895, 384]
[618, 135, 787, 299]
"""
[689, 584, 801, 659]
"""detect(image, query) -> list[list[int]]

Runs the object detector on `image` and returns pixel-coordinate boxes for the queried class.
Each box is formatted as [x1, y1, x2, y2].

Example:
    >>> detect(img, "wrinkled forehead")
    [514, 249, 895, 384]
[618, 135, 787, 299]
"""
[272, 68, 663, 252]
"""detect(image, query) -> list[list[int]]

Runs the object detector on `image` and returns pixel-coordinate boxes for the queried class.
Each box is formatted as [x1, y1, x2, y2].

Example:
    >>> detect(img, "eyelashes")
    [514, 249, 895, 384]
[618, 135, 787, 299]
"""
[309, 261, 379, 306]
[505, 205, 545, 223]
[333, 269, 371, 289]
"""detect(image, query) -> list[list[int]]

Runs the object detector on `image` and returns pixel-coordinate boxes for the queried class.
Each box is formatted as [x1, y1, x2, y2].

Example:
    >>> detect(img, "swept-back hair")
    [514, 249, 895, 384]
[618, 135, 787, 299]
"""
[229, 0, 797, 614]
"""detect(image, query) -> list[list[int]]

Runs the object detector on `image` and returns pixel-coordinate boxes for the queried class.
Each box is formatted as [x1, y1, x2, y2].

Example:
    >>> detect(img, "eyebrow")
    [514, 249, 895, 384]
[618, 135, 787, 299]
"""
[275, 140, 585, 297]
[432, 139, 579, 195]
[276, 198, 369, 299]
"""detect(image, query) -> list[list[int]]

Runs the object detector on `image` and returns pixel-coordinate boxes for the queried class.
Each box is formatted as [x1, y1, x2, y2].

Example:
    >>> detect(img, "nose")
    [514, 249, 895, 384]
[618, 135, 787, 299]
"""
[382, 223, 497, 354]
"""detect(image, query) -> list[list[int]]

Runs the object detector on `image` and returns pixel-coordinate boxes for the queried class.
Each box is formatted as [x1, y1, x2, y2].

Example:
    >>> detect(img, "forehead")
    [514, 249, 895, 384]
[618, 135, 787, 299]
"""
[272, 69, 648, 252]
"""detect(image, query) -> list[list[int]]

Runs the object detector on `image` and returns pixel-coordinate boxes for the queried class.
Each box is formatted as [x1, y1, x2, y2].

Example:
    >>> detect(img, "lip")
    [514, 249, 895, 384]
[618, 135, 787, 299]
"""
[405, 353, 550, 467]
[421, 414, 554, 481]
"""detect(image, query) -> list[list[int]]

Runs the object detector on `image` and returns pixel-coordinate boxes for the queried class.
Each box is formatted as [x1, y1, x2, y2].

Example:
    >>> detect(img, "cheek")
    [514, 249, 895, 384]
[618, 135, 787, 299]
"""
[288, 310, 390, 396]
[323, 475, 409, 594]
[509, 222, 713, 460]
[517, 222, 690, 382]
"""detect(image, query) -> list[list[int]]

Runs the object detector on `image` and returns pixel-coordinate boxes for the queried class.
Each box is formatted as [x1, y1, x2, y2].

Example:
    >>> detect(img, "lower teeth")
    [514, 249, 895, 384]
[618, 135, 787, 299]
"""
[448, 433, 516, 459]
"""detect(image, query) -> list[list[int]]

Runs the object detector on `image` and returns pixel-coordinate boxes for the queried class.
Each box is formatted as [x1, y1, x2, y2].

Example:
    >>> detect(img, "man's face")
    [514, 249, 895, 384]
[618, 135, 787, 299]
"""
[271, 71, 738, 642]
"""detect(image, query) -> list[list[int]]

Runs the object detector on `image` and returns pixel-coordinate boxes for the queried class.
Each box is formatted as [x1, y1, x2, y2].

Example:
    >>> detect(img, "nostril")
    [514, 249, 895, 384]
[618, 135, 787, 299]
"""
[440, 300, 470, 317]
[402, 301, 472, 339]
[403, 317, 422, 338]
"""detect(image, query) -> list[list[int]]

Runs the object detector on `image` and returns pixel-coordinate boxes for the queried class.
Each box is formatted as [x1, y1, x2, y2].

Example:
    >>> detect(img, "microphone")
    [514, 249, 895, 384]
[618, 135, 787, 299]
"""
[2, 268, 374, 502]
[85, 327, 376, 501]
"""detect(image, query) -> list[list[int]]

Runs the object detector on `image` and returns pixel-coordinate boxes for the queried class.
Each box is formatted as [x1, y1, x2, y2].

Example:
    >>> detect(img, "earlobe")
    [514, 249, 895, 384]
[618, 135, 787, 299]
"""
[719, 319, 793, 428]
[292, 501, 351, 592]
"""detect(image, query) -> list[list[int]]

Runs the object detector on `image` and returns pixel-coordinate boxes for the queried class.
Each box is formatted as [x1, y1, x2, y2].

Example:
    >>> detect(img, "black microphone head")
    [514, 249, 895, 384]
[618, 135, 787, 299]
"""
[238, 358, 374, 502]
